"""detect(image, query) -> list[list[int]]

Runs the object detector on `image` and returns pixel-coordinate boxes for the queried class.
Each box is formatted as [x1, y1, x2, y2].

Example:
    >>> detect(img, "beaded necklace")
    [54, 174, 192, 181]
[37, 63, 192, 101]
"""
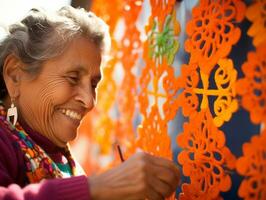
[0, 104, 84, 183]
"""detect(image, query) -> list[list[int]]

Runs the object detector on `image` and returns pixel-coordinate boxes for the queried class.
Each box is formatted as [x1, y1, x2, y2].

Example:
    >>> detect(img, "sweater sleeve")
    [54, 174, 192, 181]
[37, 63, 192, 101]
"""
[0, 176, 90, 200]
[0, 121, 91, 200]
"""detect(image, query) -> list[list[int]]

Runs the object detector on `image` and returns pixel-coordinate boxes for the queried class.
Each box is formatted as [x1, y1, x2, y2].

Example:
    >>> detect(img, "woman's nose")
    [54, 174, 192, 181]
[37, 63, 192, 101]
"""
[75, 86, 95, 110]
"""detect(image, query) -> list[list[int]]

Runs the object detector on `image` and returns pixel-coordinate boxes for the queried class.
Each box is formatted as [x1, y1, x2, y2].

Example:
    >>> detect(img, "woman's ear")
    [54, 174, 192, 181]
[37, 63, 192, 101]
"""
[2, 54, 24, 98]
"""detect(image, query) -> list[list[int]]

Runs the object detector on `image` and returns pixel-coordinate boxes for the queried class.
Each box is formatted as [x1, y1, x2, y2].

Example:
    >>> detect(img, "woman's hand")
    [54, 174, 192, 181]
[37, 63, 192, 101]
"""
[89, 152, 180, 200]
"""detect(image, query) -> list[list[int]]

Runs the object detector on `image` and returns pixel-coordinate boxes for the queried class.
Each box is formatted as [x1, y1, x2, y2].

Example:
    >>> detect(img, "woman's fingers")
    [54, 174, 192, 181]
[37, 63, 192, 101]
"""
[134, 152, 180, 185]
[131, 152, 180, 198]
[134, 179, 164, 200]
[148, 154, 181, 181]
[148, 169, 175, 198]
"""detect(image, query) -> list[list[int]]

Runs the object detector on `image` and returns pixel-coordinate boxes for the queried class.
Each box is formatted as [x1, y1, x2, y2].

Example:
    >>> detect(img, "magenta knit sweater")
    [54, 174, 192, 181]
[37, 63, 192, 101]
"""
[0, 118, 91, 200]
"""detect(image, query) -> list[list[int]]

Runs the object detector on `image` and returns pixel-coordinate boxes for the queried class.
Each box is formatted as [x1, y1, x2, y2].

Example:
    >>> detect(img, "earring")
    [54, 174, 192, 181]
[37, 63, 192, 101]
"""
[7, 99, 18, 126]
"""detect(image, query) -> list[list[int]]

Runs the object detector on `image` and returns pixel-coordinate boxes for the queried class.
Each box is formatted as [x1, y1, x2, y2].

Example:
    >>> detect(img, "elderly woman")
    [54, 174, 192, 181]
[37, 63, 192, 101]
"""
[0, 6, 180, 200]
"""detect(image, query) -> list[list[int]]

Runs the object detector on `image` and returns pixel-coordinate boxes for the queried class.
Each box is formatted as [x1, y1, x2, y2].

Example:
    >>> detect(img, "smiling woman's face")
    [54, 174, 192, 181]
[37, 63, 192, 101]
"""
[17, 37, 102, 147]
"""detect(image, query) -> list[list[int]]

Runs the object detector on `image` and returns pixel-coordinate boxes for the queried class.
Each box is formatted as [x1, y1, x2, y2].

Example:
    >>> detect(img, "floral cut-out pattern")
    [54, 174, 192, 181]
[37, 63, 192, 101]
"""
[236, 129, 266, 200]
[177, 59, 238, 127]
[246, 0, 266, 47]
[185, 0, 246, 75]
[236, 43, 266, 124]
[148, 9, 180, 66]
[136, 1, 180, 199]
[177, 110, 236, 200]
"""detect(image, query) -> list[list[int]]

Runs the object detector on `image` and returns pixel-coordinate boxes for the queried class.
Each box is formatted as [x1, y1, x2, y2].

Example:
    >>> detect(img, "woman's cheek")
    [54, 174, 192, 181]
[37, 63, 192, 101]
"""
[41, 78, 72, 104]
[36, 80, 64, 118]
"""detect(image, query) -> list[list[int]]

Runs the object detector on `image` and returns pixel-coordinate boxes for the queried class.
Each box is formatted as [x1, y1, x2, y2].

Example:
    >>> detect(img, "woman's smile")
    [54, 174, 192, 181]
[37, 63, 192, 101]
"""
[60, 108, 82, 121]
[58, 107, 85, 128]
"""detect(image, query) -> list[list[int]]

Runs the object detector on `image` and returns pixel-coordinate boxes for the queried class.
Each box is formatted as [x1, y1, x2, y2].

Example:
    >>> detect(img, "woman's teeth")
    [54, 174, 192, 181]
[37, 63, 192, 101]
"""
[61, 109, 82, 120]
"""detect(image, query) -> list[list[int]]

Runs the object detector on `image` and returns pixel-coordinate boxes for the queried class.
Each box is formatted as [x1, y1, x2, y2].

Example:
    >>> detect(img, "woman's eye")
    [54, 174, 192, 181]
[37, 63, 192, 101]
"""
[67, 76, 79, 84]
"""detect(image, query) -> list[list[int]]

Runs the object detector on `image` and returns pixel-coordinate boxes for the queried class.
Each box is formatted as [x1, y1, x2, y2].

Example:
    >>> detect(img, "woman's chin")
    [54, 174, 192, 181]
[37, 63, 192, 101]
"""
[56, 112, 80, 142]
[55, 129, 78, 147]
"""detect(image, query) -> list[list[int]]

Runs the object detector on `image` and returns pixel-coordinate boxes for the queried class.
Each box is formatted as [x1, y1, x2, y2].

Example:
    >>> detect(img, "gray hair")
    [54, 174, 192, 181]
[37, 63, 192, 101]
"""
[0, 6, 111, 98]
